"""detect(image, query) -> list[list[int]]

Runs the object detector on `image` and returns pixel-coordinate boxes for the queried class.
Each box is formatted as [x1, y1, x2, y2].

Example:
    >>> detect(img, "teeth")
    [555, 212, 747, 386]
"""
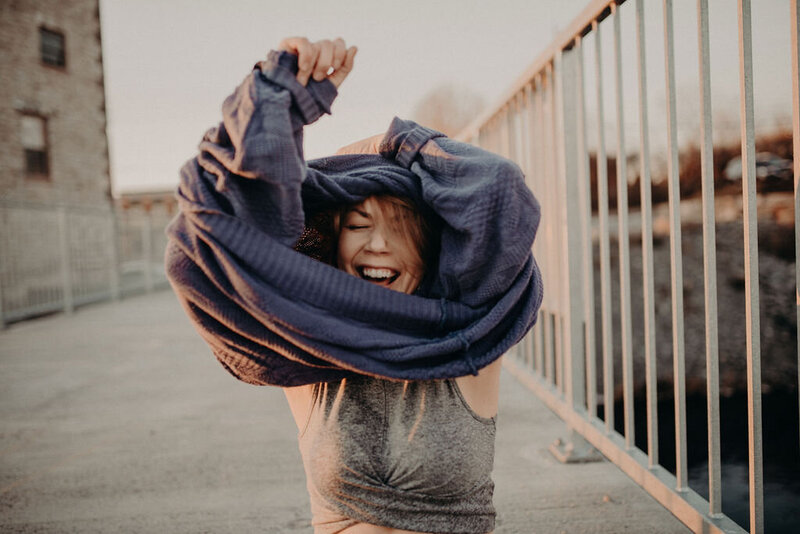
[362, 267, 396, 279]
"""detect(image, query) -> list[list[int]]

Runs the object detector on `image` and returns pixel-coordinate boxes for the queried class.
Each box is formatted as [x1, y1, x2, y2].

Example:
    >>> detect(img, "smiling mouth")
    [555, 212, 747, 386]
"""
[357, 266, 400, 285]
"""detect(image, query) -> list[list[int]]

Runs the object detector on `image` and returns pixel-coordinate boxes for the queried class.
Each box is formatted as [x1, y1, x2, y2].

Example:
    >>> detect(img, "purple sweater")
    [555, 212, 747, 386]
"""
[165, 50, 543, 387]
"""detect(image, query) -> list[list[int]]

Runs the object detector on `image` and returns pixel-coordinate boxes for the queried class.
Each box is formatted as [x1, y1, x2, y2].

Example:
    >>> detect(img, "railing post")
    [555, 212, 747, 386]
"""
[58, 206, 74, 314]
[791, 0, 800, 459]
[0, 211, 6, 329]
[737, 1, 764, 530]
[635, 0, 660, 471]
[696, 0, 722, 516]
[109, 208, 121, 301]
[663, 0, 688, 491]
[142, 212, 153, 293]
[549, 45, 598, 465]
[574, 33, 597, 421]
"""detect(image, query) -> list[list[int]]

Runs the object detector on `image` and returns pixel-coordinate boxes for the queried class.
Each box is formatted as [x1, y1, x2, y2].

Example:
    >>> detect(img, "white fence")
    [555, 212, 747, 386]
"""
[0, 201, 171, 326]
[458, 1, 799, 533]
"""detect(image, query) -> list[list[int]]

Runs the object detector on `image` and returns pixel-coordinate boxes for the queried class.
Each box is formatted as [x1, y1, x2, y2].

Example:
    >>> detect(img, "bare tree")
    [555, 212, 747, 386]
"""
[411, 83, 486, 138]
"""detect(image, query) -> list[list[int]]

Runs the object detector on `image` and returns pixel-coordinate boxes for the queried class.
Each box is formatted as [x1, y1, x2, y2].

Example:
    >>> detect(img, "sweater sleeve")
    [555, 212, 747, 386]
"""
[163, 51, 351, 386]
[175, 50, 338, 246]
[379, 117, 540, 308]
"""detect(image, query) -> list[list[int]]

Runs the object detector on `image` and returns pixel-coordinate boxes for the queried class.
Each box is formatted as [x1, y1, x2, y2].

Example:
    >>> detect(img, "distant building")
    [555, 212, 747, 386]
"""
[0, 0, 111, 208]
[0, 0, 121, 324]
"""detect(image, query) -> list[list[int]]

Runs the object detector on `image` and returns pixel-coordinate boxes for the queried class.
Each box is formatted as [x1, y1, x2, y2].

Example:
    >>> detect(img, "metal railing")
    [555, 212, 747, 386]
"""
[0, 201, 171, 326]
[458, 1, 799, 533]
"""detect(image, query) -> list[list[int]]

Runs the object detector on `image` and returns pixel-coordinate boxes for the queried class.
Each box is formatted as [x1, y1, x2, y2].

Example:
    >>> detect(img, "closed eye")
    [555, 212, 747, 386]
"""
[344, 225, 369, 230]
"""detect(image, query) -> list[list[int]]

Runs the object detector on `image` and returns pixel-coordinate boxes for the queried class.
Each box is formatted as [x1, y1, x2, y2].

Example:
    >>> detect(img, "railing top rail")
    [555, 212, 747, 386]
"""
[458, 0, 624, 142]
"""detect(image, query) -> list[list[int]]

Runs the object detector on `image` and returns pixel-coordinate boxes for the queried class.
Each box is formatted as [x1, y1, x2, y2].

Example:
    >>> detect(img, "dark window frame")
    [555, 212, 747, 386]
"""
[20, 113, 51, 180]
[39, 26, 66, 69]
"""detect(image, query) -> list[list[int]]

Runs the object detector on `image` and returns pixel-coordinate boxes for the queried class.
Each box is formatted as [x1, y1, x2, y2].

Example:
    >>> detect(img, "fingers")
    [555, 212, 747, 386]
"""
[313, 40, 334, 81]
[328, 46, 357, 89]
[331, 38, 347, 72]
[278, 37, 318, 86]
[277, 37, 356, 88]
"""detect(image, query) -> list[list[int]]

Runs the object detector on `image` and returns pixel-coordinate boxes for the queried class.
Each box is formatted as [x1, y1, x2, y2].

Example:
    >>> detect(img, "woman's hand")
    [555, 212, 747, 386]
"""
[278, 37, 357, 88]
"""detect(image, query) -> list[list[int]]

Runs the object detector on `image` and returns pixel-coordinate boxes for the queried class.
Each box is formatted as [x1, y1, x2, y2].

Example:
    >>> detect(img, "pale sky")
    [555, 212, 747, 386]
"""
[100, 0, 792, 195]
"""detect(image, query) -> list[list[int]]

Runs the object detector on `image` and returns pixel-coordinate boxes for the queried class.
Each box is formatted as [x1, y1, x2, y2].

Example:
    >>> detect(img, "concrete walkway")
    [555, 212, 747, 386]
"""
[0, 291, 689, 533]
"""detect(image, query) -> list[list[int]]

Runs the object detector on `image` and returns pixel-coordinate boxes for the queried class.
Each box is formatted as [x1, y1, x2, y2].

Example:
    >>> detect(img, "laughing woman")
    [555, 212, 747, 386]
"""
[166, 36, 542, 534]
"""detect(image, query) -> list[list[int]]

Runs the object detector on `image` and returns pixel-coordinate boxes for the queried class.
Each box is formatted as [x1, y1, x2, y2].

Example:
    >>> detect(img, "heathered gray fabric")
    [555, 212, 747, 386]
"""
[298, 376, 496, 533]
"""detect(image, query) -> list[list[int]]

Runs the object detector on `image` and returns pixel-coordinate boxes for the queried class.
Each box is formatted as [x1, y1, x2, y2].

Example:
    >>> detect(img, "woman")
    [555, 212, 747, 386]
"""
[166, 36, 542, 534]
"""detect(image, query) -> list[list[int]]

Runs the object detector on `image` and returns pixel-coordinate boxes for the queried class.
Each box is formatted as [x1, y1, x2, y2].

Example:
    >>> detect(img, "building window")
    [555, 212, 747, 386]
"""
[40, 27, 65, 67]
[21, 115, 50, 178]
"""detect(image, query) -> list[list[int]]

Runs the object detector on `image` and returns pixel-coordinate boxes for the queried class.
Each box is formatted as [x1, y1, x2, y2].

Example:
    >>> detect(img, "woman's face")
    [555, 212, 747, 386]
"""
[337, 197, 424, 294]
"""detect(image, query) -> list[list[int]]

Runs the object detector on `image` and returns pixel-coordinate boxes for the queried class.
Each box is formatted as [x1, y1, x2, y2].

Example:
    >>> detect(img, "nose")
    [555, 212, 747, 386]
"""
[365, 228, 389, 253]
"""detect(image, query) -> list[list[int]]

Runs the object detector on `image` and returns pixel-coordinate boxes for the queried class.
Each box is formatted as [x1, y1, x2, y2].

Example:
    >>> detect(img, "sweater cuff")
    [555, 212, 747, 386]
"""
[379, 117, 445, 169]
[256, 50, 338, 124]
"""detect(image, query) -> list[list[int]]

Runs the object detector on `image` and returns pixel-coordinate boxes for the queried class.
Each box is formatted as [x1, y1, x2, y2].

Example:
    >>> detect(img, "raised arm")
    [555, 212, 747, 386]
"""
[175, 38, 356, 246]
[376, 118, 540, 308]
[165, 38, 361, 386]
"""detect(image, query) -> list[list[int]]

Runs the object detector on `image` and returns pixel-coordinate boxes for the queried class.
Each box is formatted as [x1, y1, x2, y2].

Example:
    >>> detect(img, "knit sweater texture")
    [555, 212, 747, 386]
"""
[165, 50, 543, 387]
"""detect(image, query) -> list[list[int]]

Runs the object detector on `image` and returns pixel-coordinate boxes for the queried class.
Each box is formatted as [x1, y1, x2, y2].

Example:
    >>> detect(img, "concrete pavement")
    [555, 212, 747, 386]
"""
[0, 290, 688, 533]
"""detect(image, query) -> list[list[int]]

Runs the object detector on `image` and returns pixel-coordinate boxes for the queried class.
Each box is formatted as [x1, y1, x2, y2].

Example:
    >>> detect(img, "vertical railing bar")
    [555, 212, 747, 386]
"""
[0, 211, 6, 328]
[521, 86, 533, 370]
[534, 75, 547, 378]
[500, 106, 511, 159]
[558, 45, 586, 411]
[575, 34, 597, 417]
[531, 79, 546, 378]
[635, 0, 659, 469]
[58, 206, 75, 314]
[555, 317, 564, 392]
[487, 117, 495, 154]
[520, 86, 535, 372]
[521, 87, 532, 179]
[143, 212, 154, 293]
[737, 1, 764, 531]
[487, 117, 494, 154]
[489, 118, 494, 154]
[507, 104, 515, 160]
[536, 310, 545, 377]
[612, 1, 635, 450]
[517, 88, 529, 368]
[697, 0, 722, 517]
[663, 0, 688, 491]
[109, 209, 121, 301]
[791, 0, 800, 458]
[514, 93, 523, 164]
[545, 312, 554, 384]
[509, 99, 517, 163]
[543, 63, 557, 386]
[495, 115, 501, 157]
[552, 56, 567, 395]
[594, 19, 615, 434]
[496, 115, 502, 156]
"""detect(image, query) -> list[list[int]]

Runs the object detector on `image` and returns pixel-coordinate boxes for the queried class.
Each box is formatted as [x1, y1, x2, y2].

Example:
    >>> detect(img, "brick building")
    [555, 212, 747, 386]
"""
[0, 0, 111, 207]
[0, 0, 123, 324]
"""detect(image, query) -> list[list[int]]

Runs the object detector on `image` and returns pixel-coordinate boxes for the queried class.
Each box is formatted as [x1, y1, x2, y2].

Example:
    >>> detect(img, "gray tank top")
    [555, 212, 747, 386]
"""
[297, 375, 496, 534]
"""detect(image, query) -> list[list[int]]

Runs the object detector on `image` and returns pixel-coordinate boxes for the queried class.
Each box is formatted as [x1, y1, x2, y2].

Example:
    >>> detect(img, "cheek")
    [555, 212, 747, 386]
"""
[337, 233, 358, 271]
